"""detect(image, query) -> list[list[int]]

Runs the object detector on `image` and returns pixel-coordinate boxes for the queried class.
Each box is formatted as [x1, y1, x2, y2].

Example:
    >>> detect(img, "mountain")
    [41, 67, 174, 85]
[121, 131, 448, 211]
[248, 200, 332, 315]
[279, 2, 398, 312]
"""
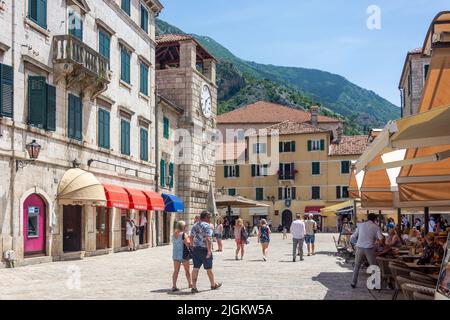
[156, 19, 400, 134]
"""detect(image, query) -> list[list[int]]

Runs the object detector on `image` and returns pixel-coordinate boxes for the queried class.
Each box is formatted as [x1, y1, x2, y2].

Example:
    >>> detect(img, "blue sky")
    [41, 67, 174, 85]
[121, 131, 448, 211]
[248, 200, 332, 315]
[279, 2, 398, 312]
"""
[159, 1, 449, 106]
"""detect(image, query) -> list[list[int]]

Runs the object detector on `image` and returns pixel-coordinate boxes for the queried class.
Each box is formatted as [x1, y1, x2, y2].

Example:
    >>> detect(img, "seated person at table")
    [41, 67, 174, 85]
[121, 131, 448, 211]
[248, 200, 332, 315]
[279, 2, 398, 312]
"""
[417, 233, 439, 265]
[375, 237, 391, 257]
[386, 229, 402, 248]
[401, 228, 410, 242]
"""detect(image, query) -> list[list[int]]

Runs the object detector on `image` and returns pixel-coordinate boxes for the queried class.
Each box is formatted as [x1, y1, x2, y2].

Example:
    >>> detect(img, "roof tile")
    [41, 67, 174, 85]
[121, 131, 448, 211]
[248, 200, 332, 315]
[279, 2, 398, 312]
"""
[329, 135, 369, 156]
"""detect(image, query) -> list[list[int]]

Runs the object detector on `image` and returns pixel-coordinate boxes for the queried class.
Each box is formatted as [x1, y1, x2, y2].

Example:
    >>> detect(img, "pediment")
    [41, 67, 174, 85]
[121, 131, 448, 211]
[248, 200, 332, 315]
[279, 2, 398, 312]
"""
[67, 0, 91, 14]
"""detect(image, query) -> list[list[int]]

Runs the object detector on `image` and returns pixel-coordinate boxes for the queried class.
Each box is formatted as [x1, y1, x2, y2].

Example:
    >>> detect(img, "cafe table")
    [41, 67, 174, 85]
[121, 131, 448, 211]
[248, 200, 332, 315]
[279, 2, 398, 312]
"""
[402, 261, 441, 273]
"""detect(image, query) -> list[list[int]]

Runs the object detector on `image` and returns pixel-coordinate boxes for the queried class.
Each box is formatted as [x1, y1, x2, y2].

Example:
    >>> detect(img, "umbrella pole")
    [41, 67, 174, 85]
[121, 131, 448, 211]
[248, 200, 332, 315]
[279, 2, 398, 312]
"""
[397, 208, 402, 233]
[424, 207, 430, 235]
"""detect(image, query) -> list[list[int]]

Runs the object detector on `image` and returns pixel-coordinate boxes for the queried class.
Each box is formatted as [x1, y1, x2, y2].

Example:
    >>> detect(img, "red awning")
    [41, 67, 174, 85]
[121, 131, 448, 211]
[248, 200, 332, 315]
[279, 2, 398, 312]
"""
[305, 206, 325, 214]
[103, 184, 130, 209]
[142, 190, 165, 211]
[124, 188, 148, 211]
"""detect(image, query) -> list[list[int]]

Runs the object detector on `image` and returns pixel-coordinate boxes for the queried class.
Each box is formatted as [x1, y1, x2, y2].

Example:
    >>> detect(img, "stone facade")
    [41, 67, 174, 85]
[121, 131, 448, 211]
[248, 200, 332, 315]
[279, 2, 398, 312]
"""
[0, 0, 163, 267]
[156, 38, 218, 227]
[399, 50, 431, 117]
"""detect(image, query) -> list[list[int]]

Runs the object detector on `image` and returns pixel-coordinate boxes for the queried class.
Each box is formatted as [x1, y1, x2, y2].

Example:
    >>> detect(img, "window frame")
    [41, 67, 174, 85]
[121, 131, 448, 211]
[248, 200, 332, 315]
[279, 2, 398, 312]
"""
[312, 162, 321, 176]
[255, 188, 264, 201]
[341, 161, 351, 174]
[28, 0, 47, 29]
[120, 118, 131, 156]
[98, 29, 111, 62]
[121, 0, 131, 16]
[311, 186, 321, 200]
[140, 62, 149, 96]
[163, 116, 170, 139]
[140, 4, 149, 33]
[68, 94, 83, 141]
[120, 46, 131, 84]
[140, 127, 149, 161]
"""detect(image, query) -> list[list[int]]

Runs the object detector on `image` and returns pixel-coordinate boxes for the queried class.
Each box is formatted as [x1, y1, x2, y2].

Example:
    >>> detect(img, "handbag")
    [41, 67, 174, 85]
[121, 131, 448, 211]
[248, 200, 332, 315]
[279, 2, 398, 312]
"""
[182, 233, 192, 260]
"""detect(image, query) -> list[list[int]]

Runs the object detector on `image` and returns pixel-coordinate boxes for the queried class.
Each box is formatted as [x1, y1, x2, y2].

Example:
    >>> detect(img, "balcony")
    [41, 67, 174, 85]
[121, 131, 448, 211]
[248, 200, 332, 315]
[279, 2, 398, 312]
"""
[279, 174, 295, 180]
[52, 35, 112, 100]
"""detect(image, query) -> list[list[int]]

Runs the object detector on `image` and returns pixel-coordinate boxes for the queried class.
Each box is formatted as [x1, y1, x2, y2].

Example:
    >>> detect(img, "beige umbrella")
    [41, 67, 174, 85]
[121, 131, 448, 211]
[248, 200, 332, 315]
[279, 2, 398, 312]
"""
[215, 195, 270, 209]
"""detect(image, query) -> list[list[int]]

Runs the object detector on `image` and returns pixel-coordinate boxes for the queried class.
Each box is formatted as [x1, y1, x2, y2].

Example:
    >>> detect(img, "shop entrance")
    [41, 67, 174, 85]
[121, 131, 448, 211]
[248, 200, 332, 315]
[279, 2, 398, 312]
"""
[23, 194, 46, 256]
[121, 210, 129, 248]
[282, 210, 293, 231]
[63, 205, 82, 252]
[96, 207, 110, 250]
[138, 211, 149, 245]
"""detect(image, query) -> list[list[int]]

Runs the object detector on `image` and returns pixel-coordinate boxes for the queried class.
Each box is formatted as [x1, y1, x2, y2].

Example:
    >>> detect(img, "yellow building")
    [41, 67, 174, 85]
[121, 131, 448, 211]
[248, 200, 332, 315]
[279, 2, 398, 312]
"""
[216, 102, 369, 232]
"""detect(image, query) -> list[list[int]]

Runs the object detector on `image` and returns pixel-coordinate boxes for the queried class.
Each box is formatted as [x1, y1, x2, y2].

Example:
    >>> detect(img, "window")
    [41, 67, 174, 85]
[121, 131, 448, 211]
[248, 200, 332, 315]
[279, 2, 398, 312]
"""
[256, 188, 264, 201]
[224, 165, 240, 178]
[251, 164, 268, 177]
[28, 0, 47, 29]
[68, 94, 82, 140]
[140, 128, 148, 161]
[160, 159, 166, 187]
[28, 76, 56, 131]
[279, 163, 295, 179]
[27, 206, 40, 238]
[140, 63, 149, 96]
[336, 186, 349, 199]
[312, 162, 321, 175]
[140, 4, 149, 33]
[228, 188, 236, 196]
[278, 187, 296, 200]
[68, 10, 83, 41]
[163, 117, 169, 139]
[279, 141, 296, 153]
[253, 143, 267, 154]
[308, 139, 325, 151]
[424, 64, 430, 82]
[169, 162, 174, 189]
[341, 161, 350, 174]
[99, 30, 111, 61]
[120, 46, 131, 84]
[312, 187, 321, 200]
[121, 0, 131, 15]
[120, 119, 130, 155]
[0, 64, 14, 118]
[98, 108, 110, 149]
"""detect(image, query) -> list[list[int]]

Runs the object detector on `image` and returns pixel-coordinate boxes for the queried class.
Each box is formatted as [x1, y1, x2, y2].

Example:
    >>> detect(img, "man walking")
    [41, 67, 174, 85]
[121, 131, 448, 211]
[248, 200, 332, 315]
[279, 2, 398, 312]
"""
[190, 211, 222, 293]
[350, 213, 383, 288]
[290, 214, 306, 262]
[305, 214, 317, 256]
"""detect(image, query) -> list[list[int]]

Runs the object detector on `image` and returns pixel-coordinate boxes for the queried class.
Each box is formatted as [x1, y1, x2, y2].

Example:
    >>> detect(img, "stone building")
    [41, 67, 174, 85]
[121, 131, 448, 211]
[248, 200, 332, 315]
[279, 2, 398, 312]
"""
[0, 0, 165, 267]
[155, 34, 218, 227]
[399, 48, 431, 117]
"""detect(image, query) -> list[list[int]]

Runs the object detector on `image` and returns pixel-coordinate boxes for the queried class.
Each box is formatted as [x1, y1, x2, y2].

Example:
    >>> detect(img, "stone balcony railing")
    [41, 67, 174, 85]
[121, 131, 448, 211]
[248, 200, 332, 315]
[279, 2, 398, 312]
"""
[52, 35, 112, 100]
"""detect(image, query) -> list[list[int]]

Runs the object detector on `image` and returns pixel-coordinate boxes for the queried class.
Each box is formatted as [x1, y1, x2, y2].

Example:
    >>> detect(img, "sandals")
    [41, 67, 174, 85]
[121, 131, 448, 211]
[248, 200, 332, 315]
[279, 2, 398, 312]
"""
[211, 283, 222, 290]
[171, 287, 180, 292]
[191, 288, 199, 294]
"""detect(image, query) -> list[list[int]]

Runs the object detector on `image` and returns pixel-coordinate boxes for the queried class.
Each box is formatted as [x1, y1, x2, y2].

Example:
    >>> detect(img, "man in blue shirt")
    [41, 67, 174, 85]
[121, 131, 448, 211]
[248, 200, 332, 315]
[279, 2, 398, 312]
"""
[189, 211, 222, 293]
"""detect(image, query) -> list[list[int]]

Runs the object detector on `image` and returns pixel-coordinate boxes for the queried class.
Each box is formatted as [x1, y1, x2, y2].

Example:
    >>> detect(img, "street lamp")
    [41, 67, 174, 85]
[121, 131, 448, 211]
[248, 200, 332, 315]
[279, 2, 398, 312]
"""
[16, 140, 41, 172]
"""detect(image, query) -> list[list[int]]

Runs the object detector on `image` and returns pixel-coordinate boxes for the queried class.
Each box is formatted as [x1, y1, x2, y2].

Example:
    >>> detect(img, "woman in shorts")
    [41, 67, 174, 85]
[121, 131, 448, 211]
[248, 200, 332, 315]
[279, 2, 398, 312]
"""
[234, 218, 246, 260]
[258, 219, 271, 261]
[171, 221, 192, 292]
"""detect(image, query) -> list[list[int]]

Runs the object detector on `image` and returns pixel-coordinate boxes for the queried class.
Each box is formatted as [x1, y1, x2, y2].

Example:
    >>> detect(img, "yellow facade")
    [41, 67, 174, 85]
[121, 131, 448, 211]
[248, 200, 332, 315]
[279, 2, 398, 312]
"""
[216, 131, 365, 232]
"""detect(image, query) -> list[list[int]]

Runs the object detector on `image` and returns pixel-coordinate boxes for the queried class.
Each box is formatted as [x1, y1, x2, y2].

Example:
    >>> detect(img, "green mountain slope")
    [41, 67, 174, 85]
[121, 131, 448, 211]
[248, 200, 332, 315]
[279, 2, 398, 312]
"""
[156, 19, 399, 133]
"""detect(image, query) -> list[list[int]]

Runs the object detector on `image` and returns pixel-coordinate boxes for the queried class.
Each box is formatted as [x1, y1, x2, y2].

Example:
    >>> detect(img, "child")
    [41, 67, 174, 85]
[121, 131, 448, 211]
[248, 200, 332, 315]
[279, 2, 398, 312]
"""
[282, 226, 288, 240]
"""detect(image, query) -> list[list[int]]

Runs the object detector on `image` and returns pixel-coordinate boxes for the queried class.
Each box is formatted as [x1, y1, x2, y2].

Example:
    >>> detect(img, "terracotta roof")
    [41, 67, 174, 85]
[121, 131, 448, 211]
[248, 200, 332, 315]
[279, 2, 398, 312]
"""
[408, 48, 422, 54]
[329, 135, 370, 156]
[247, 121, 328, 137]
[217, 101, 340, 124]
[156, 34, 194, 44]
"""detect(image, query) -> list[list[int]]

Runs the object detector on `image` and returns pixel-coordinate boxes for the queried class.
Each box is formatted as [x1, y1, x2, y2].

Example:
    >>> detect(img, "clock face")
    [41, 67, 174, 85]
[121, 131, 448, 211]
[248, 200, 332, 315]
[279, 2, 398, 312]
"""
[200, 84, 212, 118]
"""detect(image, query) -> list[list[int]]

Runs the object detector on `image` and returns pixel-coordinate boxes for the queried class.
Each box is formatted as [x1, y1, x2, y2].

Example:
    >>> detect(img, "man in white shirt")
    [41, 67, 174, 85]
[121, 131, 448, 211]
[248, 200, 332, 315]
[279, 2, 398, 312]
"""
[290, 214, 306, 262]
[350, 213, 383, 288]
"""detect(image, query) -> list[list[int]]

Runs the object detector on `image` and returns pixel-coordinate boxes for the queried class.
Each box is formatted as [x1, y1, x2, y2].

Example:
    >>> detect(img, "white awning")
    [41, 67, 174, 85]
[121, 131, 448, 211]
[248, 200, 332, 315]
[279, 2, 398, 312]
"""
[221, 208, 240, 216]
[249, 207, 269, 216]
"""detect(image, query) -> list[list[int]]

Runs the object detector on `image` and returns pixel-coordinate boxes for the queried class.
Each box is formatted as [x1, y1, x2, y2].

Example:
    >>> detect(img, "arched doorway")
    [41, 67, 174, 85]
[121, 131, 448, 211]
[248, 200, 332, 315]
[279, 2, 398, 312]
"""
[23, 194, 46, 256]
[282, 210, 293, 231]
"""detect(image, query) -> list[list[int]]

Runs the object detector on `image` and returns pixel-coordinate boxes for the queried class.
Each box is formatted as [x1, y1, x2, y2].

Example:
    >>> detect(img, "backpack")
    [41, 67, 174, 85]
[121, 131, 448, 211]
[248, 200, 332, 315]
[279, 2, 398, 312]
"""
[240, 227, 248, 241]
[181, 233, 192, 260]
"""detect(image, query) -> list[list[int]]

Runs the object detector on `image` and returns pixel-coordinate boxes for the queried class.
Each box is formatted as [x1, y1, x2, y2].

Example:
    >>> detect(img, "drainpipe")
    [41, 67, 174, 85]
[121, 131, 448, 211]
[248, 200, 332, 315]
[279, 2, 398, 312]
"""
[154, 85, 160, 246]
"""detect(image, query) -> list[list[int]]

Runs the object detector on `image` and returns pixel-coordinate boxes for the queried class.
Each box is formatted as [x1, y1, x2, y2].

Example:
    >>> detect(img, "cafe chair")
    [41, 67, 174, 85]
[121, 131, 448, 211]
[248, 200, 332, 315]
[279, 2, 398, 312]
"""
[413, 292, 435, 300]
[376, 256, 395, 289]
[401, 283, 436, 300]
[389, 262, 415, 300]
[409, 272, 437, 286]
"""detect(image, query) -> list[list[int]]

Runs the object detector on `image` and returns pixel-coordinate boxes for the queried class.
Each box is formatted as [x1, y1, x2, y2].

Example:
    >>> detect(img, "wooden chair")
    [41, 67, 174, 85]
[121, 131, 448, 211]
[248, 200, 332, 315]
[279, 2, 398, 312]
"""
[397, 276, 435, 300]
[409, 272, 437, 286]
[413, 292, 435, 300]
[401, 283, 435, 300]
[389, 262, 415, 300]
[376, 256, 395, 289]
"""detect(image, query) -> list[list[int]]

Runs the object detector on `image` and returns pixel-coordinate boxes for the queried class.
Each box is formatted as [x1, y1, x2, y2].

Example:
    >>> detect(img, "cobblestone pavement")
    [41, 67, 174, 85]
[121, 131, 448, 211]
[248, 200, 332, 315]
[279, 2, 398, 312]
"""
[0, 233, 394, 300]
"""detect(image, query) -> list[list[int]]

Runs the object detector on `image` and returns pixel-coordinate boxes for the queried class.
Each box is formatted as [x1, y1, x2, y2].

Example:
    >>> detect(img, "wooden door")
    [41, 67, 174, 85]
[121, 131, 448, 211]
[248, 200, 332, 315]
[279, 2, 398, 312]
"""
[63, 206, 82, 252]
[282, 210, 293, 231]
[96, 207, 110, 250]
[23, 194, 46, 256]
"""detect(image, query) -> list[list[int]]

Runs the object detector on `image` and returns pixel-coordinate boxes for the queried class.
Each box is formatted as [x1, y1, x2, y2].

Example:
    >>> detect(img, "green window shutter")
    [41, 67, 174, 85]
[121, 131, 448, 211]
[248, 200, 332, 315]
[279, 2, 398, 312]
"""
[98, 109, 110, 149]
[307, 140, 312, 152]
[279, 142, 283, 153]
[292, 187, 297, 200]
[336, 186, 341, 199]
[140, 128, 148, 161]
[312, 162, 320, 175]
[224, 166, 228, 178]
[169, 162, 174, 188]
[140, 5, 149, 33]
[98, 109, 104, 147]
[121, 48, 130, 84]
[68, 94, 82, 140]
[163, 117, 169, 139]
[99, 30, 111, 61]
[121, 119, 130, 155]
[140, 64, 148, 95]
[256, 188, 263, 201]
[45, 84, 56, 131]
[251, 164, 256, 177]
[278, 187, 283, 200]
[121, 0, 131, 15]
[292, 141, 296, 152]
[28, 76, 46, 128]
[228, 189, 236, 196]
[320, 139, 325, 151]
[0, 64, 14, 118]
[29, 0, 47, 29]
[235, 165, 240, 177]
[160, 159, 165, 187]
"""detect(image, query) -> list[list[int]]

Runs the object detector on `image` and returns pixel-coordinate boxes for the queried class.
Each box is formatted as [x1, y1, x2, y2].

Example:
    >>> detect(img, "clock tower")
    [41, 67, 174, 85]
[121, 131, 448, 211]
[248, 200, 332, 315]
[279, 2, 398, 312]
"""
[156, 34, 217, 226]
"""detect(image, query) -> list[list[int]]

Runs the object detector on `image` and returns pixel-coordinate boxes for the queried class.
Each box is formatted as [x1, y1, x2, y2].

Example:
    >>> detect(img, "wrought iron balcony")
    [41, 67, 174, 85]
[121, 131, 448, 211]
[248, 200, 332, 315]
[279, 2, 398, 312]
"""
[52, 35, 112, 100]
[279, 174, 295, 180]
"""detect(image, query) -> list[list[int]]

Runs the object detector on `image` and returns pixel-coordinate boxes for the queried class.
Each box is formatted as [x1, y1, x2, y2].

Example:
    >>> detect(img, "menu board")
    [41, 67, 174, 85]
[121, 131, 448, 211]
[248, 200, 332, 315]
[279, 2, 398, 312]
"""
[436, 233, 450, 300]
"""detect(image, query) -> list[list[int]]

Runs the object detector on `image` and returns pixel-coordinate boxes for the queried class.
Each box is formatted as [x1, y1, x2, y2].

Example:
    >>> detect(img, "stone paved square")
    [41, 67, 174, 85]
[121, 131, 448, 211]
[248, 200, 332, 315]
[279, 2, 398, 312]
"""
[0, 234, 394, 300]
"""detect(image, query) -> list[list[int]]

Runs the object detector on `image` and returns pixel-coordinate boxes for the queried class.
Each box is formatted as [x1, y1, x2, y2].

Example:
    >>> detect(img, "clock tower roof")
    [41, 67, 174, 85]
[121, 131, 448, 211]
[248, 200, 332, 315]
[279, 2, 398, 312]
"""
[156, 34, 217, 62]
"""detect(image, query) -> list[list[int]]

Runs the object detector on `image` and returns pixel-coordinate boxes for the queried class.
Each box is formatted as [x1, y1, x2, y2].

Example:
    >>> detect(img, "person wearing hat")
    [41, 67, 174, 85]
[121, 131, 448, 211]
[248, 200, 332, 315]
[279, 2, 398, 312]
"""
[305, 214, 318, 256]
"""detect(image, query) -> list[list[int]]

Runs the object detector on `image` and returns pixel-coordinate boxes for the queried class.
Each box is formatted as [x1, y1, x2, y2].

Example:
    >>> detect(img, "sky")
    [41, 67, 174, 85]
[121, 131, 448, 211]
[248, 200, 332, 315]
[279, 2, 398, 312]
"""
[158, 0, 450, 106]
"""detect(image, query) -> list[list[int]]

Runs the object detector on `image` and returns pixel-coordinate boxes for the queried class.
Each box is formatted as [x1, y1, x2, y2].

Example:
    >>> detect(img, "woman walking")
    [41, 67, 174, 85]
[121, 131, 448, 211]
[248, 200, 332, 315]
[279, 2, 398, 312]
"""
[258, 219, 271, 261]
[234, 218, 247, 260]
[214, 219, 224, 252]
[171, 221, 193, 292]
[126, 216, 136, 251]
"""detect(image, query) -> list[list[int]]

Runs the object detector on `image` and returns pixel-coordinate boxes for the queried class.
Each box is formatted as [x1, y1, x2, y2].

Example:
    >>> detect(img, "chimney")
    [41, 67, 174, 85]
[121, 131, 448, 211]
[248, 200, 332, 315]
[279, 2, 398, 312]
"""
[310, 105, 319, 126]
[335, 126, 343, 144]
